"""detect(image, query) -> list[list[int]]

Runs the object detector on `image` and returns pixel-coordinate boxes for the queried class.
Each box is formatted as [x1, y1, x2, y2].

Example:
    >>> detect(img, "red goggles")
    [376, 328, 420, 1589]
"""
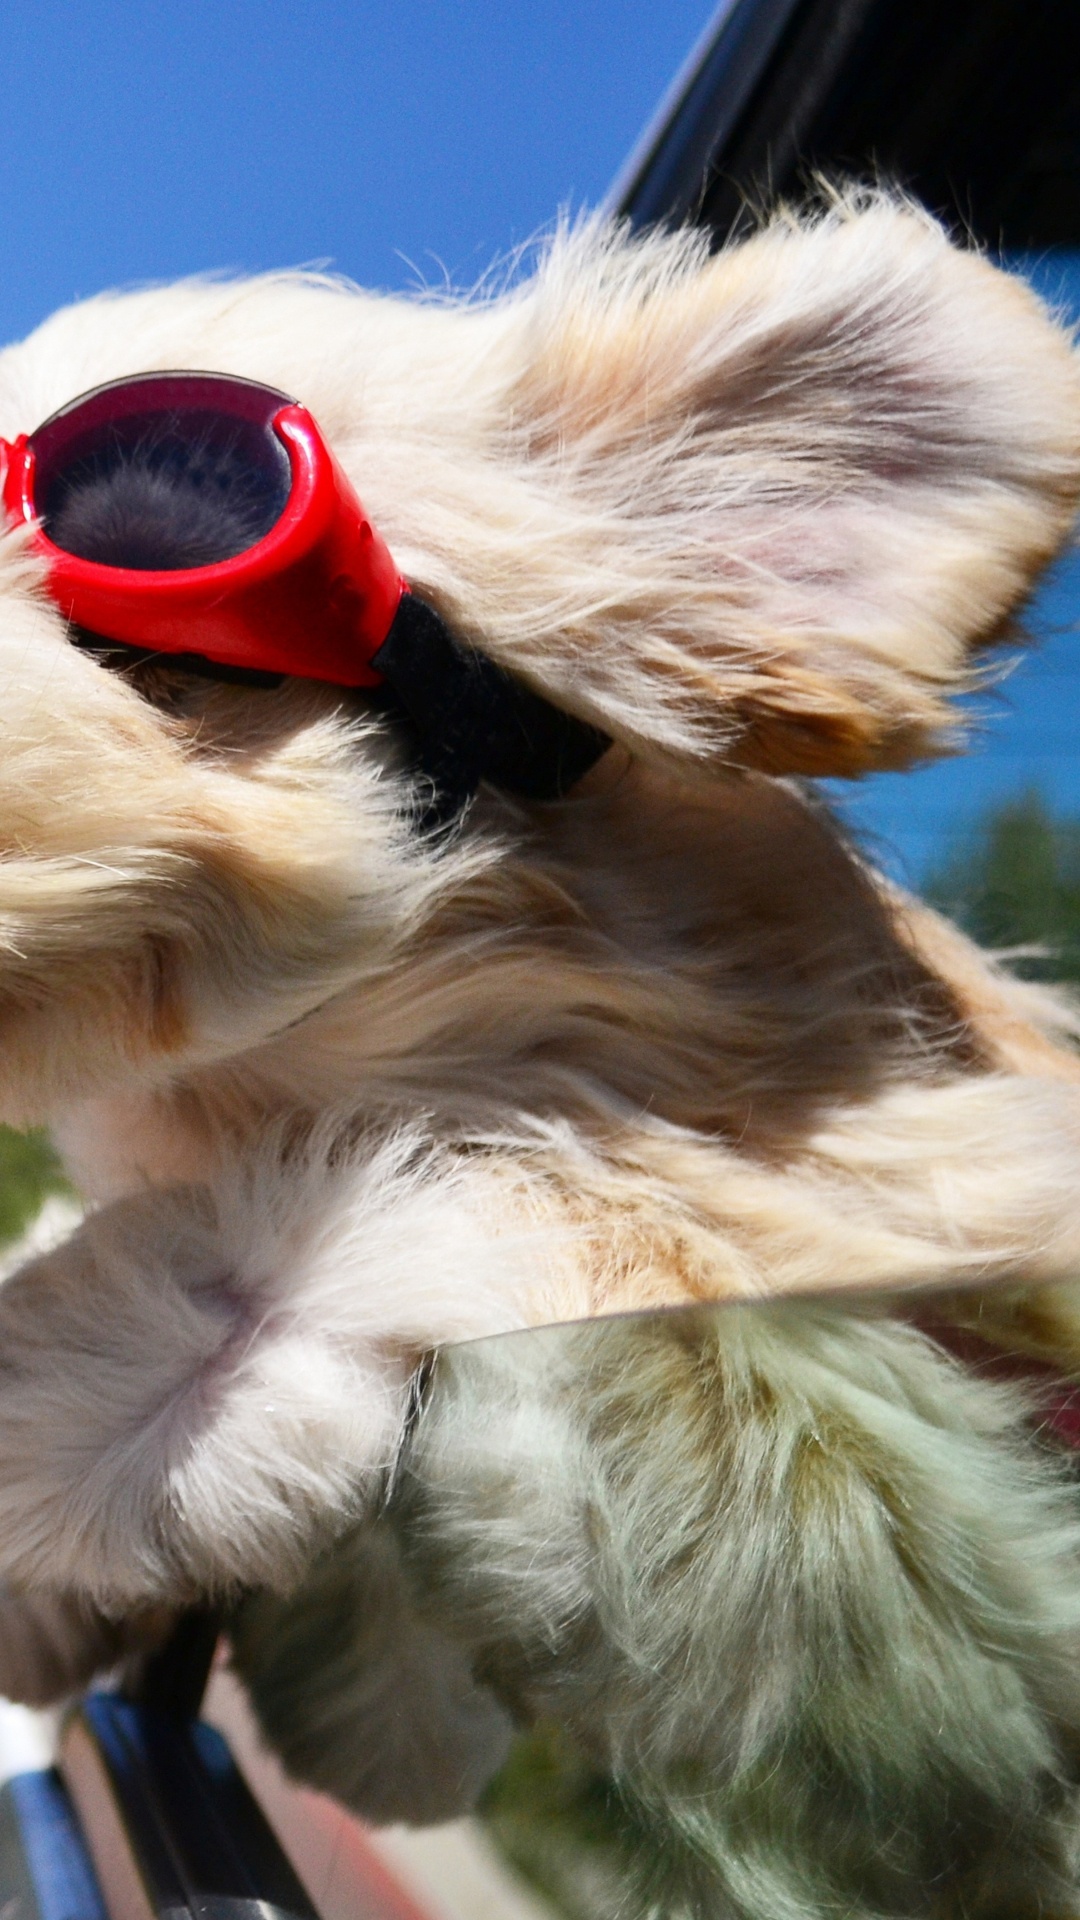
[0, 370, 606, 812]
[0, 370, 401, 686]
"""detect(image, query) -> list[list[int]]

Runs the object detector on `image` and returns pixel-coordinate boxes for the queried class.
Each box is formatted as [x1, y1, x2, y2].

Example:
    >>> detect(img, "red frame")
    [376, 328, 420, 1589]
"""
[0, 377, 406, 687]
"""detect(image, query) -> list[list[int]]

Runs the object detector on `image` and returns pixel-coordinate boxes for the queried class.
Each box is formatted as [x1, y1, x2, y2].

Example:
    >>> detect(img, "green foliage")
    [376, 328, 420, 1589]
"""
[924, 789, 1080, 985]
[0, 1124, 74, 1248]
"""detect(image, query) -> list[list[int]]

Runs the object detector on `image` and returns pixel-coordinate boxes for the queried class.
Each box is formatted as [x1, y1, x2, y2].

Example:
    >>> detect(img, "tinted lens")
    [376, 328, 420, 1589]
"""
[30, 375, 294, 571]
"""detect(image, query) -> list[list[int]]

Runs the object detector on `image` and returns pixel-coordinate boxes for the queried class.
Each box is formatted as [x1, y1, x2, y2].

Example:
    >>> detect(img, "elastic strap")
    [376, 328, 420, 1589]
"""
[371, 593, 610, 826]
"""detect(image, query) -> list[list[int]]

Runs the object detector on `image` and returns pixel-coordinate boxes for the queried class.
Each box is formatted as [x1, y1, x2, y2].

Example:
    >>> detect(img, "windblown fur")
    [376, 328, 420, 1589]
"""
[0, 193, 1080, 1915]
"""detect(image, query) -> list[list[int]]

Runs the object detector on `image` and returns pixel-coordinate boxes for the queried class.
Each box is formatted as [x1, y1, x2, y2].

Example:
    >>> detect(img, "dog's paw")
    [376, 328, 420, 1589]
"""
[231, 1517, 514, 1826]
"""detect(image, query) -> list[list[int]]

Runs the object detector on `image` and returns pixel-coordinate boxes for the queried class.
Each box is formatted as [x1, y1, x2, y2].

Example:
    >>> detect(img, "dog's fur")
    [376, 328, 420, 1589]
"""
[2, 193, 1080, 1912]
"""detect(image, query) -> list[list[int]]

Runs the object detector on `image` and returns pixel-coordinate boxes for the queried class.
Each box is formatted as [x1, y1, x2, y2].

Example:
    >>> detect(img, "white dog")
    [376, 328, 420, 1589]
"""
[1, 193, 1080, 1914]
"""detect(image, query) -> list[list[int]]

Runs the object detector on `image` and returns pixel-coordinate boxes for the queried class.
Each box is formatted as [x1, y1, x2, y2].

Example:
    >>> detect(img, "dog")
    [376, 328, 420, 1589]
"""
[1, 191, 1079, 1914]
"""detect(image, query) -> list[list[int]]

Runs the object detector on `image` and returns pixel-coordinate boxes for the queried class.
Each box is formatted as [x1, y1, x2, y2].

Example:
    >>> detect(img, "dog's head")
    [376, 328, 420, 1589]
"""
[0, 194, 1077, 1123]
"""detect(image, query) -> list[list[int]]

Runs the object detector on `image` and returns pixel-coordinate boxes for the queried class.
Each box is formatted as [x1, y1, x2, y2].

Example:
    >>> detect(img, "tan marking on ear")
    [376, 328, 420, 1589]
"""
[145, 936, 191, 1057]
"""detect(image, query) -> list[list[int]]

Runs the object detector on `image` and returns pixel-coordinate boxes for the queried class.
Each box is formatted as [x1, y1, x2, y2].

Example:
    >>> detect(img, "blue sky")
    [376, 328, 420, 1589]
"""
[3, 2, 1078, 888]
[1, 0, 708, 343]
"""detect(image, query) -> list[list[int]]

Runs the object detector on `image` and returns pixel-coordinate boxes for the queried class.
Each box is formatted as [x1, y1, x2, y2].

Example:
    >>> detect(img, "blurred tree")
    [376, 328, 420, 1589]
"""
[0, 1125, 74, 1249]
[924, 790, 1080, 985]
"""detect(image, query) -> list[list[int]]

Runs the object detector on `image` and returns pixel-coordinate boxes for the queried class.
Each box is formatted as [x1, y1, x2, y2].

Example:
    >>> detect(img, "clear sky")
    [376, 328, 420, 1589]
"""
[1, 0, 709, 344]
[3, 2, 1077, 888]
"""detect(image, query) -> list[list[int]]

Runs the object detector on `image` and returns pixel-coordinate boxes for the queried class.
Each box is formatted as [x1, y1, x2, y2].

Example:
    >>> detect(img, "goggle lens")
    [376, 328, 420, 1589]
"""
[1, 371, 407, 686]
[28, 374, 295, 571]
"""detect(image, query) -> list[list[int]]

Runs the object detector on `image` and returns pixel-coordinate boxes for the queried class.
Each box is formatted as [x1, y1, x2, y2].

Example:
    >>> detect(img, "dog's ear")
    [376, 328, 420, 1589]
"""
[413, 199, 1080, 778]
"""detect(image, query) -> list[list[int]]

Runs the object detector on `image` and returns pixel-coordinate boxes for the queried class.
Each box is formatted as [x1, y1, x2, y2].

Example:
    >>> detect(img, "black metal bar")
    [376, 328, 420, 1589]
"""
[612, 0, 1080, 251]
[609, 0, 807, 229]
[124, 1609, 222, 1725]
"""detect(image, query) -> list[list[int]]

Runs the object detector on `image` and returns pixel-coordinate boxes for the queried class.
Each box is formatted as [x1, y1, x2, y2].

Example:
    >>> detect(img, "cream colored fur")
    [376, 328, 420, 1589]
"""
[0, 193, 1079, 1912]
[393, 1306, 1080, 1915]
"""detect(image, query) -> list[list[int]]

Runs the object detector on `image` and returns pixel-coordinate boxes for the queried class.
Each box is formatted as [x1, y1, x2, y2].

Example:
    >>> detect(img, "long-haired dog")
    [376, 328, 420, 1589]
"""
[1, 193, 1080, 1916]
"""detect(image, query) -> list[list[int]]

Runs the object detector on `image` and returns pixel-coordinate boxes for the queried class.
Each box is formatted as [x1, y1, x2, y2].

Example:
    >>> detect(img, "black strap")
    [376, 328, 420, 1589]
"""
[371, 593, 609, 826]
